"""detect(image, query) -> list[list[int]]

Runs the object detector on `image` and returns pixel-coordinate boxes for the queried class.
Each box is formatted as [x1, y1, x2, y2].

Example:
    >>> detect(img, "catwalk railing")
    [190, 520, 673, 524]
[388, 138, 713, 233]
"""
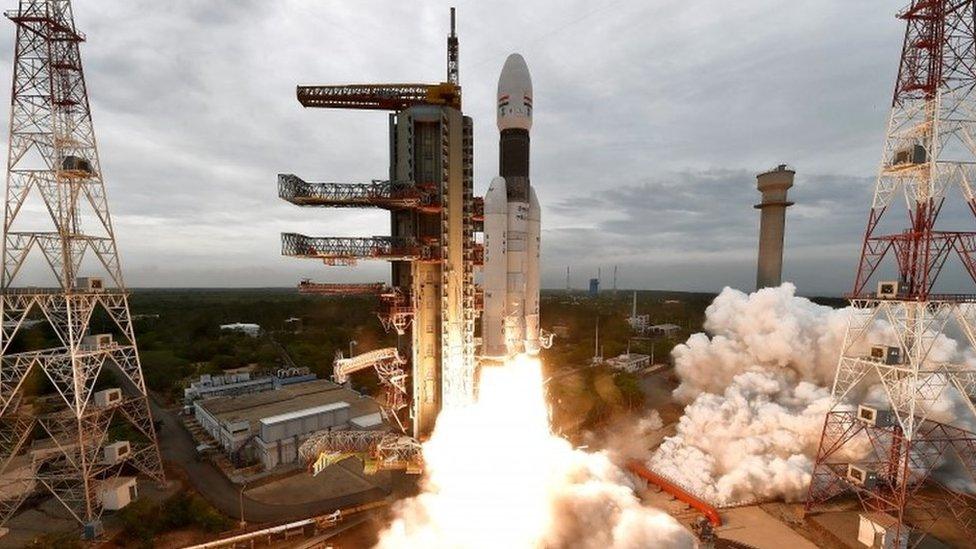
[281, 234, 433, 265]
[299, 430, 423, 475]
[297, 83, 461, 111]
[278, 174, 438, 210]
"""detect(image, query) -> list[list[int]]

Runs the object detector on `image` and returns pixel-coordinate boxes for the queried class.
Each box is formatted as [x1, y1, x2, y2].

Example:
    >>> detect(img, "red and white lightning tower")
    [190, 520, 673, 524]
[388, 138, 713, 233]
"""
[806, 1, 976, 545]
[0, 0, 163, 537]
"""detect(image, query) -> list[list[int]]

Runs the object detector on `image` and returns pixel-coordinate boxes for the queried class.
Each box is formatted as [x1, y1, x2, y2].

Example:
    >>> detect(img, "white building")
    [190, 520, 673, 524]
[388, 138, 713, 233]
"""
[193, 379, 384, 470]
[98, 477, 137, 511]
[648, 323, 681, 338]
[604, 353, 650, 373]
[220, 323, 261, 337]
[858, 513, 907, 549]
[183, 368, 316, 404]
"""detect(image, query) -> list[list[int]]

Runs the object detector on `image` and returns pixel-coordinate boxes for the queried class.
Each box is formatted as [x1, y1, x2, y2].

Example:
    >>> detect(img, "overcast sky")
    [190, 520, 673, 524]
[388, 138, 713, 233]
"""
[0, 0, 951, 295]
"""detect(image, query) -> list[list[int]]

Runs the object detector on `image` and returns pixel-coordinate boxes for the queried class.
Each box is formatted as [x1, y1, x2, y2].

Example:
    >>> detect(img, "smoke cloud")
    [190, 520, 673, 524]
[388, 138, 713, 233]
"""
[376, 355, 693, 549]
[650, 284, 976, 505]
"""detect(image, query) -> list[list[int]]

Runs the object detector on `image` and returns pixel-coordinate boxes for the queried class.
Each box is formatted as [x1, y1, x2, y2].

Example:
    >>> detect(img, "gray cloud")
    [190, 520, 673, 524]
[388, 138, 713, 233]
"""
[0, 0, 947, 295]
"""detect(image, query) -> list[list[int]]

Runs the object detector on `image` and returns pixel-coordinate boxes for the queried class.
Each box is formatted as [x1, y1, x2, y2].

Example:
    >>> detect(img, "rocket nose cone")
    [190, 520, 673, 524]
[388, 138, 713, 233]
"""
[497, 53, 532, 131]
[498, 54, 532, 92]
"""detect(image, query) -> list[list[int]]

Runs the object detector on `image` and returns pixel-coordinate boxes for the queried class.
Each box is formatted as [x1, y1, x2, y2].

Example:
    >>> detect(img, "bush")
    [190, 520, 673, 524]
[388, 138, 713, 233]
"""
[161, 491, 232, 533]
[116, 498, 160, 547]
[26, 532, 83, 549]
[116, 492, 233, 546]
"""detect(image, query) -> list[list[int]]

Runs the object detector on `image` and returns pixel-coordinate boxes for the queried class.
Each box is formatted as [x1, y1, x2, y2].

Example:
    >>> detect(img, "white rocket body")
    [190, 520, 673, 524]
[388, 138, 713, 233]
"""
[483, 54, 541, 359]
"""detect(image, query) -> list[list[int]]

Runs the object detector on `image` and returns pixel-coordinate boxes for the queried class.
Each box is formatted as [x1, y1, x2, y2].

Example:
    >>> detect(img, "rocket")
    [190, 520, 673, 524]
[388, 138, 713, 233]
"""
[483, 53, 543, 359]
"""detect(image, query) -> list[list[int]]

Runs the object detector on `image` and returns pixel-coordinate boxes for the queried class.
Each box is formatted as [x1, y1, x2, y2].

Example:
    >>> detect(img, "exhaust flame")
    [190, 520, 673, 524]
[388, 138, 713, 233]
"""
[376, 354, 693, 548]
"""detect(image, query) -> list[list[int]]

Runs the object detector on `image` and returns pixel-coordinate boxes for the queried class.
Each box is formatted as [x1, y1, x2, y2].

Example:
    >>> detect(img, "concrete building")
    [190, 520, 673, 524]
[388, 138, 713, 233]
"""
[647, 323, 681, 338]
[857, 513, 907, 549]
[183, 368, 315, 404]
[193, 379, 383, 469]
[220, 323, 261, 337]
[604, 353, 650, 373]
[97, 477, 137, 511]
[754, 164, 794, 289]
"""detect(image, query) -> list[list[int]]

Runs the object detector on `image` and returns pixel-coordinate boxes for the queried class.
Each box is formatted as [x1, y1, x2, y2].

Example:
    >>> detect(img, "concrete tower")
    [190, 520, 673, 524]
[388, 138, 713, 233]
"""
[754, 164, 794, 289]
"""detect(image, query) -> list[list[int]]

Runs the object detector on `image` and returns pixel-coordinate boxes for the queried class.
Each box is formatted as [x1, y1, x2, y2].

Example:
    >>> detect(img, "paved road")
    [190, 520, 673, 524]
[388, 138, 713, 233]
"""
[150, 397, 389, 523]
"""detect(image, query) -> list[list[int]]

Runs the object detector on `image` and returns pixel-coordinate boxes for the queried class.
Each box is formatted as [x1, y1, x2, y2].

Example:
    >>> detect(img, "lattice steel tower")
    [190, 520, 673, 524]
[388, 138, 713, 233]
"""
[806, 1, 976, 545]
[0, 0, 163, 537]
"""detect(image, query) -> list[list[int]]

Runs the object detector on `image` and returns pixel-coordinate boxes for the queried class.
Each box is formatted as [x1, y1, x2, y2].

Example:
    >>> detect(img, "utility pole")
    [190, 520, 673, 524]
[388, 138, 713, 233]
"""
[239, 483, 247, 529]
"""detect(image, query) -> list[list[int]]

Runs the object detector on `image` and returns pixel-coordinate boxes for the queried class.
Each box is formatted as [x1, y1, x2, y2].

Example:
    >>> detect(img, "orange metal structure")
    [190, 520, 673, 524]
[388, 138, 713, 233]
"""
[627, 461, 722, 527]
[297, 280, 386, 295]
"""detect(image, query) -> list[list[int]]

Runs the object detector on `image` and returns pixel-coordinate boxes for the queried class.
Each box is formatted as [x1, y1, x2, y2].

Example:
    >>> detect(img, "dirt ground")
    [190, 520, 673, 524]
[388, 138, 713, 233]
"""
[247, 458, 392, 506]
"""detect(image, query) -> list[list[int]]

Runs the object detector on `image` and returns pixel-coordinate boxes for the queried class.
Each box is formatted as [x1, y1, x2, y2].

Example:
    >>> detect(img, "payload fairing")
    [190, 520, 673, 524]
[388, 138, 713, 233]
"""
[483, 54, 544, 359]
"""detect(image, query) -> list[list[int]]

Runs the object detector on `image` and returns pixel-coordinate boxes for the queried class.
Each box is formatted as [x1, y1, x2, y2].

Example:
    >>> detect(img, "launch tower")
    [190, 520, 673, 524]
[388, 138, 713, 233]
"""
[0, 0, 164, 537]
[805, 2, 976, 545]
[280, 9, 479, 440]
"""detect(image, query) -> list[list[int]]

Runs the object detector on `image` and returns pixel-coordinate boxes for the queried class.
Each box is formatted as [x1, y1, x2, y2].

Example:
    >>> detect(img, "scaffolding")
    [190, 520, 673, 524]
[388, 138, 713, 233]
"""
[805, 2, 976, 545]
[281, 234, 432, 265]
[278, 174, 439, 211]
[333, 348, 408, 433]
[297, 280, 387, 295]
[299, 430, 423, 475]
[0, 0, 163, 537]
[297, 83, 460, 111]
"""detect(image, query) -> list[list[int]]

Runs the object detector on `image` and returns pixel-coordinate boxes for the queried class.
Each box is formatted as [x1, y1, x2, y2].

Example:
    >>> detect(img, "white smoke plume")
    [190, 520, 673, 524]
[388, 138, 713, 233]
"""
[651, 371, 838, 504]
[650, 283, 975, 505]
[376, 355, 694, 549]
[671, 284, 885, 404]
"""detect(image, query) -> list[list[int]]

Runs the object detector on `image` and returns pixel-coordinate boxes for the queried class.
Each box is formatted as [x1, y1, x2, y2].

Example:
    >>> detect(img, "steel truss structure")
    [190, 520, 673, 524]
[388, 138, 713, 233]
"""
[377, 287, 413, 336]
[297, 83, 460, 111]
[298, 430, 423, 476]
[806, 1, 976, 545]
[280, 233, 433, 266]
[333, 347, 408, 433]
[297, 280, 387, 295]
[278, 174, 440, 211]
[0, 0, 163, 534]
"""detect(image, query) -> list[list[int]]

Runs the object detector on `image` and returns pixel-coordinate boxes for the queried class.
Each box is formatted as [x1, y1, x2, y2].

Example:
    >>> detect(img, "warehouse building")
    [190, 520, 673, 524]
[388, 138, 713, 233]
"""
[219, 322, 262, 337]
[183, 367, 316, 404]
[193, 379, 384, 469]
[604, 352, 650, 373]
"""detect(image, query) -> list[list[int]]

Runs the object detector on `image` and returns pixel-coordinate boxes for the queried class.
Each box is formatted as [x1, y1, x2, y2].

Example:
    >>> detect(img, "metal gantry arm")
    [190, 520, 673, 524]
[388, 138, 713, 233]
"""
[281, 233, 431, 265]
[333, 348, 404, 384]
[298, 430, 422, 476]
[297, 82, 460, 111]
[333, 347, 409, 433]
[297, 280, 386, 295]
[278, 174, 437, 210]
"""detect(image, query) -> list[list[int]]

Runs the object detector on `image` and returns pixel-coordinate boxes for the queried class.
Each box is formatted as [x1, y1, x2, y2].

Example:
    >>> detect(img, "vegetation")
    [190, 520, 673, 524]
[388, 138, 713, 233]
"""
[538, 289, 713, 367]
[114, 492, 233, 548]
[538, 290, 715, 432]
[26, 532, 83, 549]
[127, 289, 392, 402]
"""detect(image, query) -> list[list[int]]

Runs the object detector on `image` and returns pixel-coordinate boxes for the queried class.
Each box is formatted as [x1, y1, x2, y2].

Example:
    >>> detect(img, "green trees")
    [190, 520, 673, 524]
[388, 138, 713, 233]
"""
[115, 492, 232, 547]
[127, 290, 394, 403]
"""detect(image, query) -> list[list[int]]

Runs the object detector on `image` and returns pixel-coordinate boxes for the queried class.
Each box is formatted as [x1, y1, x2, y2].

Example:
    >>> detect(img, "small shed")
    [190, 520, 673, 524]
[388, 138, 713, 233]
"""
[857, 513, 908, 549]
